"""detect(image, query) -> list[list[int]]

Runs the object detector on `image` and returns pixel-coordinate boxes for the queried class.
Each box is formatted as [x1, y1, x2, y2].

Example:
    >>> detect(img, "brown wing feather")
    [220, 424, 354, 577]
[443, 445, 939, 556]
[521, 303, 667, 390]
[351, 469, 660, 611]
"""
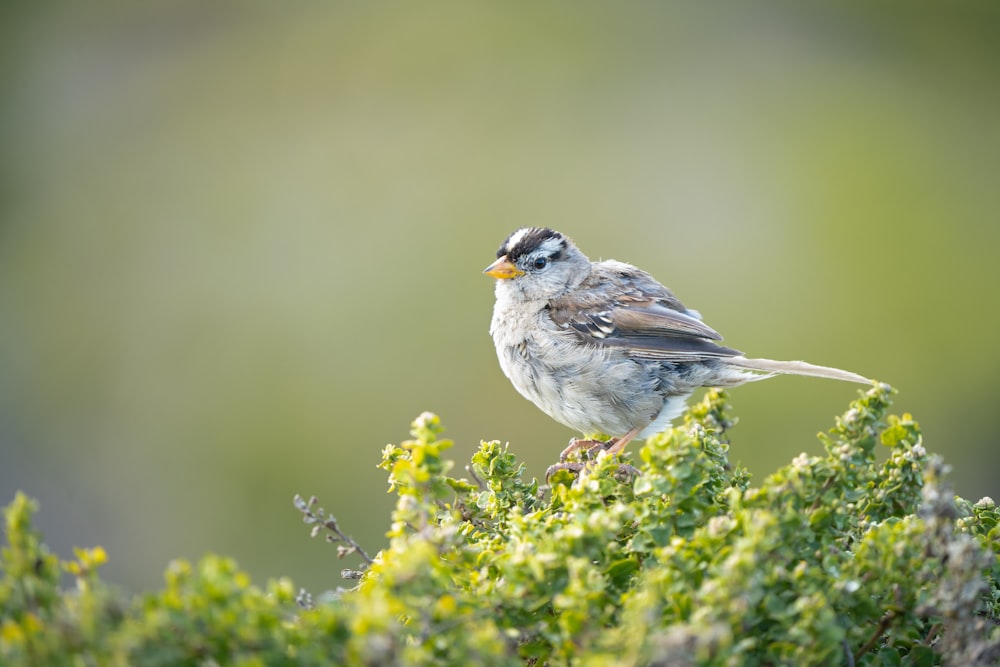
[548, 261, 742, 362]
[599, 303, 743, 360]
[611, 301, 723, 340]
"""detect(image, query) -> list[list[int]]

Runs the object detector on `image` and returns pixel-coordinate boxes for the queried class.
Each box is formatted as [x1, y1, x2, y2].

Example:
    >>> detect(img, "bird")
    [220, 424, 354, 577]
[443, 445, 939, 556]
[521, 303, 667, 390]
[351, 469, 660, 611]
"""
[483, 227, 870, 470]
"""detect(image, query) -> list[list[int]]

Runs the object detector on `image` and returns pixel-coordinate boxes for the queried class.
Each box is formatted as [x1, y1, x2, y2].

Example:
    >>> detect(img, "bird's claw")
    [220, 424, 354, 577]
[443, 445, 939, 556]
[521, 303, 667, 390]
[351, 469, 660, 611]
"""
[545, 461, 585, 481]
[613, 463, 641, 482]
[545, 459, 641, 484]
[559, 437, 614, 462]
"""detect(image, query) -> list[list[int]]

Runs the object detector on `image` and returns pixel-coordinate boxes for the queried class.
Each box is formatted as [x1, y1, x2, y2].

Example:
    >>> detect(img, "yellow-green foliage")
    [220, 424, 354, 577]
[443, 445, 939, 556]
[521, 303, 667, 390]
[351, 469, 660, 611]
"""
[2, 386, 999, 665]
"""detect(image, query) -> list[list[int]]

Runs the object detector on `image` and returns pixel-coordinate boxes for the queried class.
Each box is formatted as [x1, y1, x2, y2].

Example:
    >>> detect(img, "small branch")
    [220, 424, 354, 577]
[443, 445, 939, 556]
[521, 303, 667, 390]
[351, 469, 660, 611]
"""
[808, 476, 839, 512]
[922, 622, 942, 647]
[842, 639, 855, 667]
[466, 464, 486, 490]
[294, 494, 374, 565]
[854, 611, 896, 662]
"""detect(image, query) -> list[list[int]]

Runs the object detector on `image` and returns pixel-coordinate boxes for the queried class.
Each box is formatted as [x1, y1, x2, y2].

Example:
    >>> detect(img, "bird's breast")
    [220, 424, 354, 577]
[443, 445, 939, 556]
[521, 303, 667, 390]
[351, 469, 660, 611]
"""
[490, 304, 662, 436]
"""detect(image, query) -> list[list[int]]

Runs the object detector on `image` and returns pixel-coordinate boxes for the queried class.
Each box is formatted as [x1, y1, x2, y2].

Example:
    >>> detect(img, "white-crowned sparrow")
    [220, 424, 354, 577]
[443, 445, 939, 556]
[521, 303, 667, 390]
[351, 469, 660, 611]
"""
[484, 227, 869, 464]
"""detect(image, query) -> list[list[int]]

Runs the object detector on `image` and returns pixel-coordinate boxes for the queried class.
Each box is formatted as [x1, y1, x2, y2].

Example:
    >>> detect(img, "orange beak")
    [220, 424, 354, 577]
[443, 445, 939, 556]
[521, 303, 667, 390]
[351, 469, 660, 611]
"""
[483, 255, 525, 280]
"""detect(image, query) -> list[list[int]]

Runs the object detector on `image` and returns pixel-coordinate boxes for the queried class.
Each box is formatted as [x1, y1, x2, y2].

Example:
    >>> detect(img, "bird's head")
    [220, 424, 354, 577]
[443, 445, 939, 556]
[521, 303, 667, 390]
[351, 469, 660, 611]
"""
[484, 227, 590, 302]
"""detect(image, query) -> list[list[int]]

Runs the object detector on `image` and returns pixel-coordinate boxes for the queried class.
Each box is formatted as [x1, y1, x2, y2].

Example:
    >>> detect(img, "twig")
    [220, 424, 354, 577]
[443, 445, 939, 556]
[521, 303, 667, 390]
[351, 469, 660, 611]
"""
[842, 639, 855, 667]
[854, 611, 896, 662]
[294, 494, 374, 565]
[466, 464, 486, 490]
[922, 622, 942, 647]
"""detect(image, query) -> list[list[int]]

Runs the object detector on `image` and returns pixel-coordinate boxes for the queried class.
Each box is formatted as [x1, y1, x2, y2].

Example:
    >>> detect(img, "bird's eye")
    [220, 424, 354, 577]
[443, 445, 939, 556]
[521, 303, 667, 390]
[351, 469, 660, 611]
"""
[533, 256, 549, 270]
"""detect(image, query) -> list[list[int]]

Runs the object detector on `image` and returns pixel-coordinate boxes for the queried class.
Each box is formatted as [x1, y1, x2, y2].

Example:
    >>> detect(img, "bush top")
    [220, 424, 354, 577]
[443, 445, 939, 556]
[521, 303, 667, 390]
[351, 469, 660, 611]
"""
[2, 385, 999, 665]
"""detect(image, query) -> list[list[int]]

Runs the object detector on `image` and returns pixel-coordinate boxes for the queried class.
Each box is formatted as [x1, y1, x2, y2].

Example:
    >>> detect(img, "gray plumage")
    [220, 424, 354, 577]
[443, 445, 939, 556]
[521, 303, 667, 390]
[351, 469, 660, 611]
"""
[484, 227, 869, 452]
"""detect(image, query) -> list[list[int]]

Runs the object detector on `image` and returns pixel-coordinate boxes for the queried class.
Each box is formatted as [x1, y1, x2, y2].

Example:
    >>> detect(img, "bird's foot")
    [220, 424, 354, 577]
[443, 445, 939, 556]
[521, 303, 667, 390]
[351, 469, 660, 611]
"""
[559, 425, 643, 462]
[558, 437, 615, 462]
[548, 428, 645, 483]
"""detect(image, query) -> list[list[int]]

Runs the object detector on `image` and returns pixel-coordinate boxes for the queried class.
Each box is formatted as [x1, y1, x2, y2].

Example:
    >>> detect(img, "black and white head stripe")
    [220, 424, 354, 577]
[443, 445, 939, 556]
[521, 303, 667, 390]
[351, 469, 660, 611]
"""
[498, 227, 568, 262]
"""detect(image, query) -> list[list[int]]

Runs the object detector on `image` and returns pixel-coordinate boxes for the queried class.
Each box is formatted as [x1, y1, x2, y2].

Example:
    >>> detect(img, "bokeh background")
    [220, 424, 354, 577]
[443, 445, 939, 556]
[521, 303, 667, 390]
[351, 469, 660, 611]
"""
[2, 2, 998, 593]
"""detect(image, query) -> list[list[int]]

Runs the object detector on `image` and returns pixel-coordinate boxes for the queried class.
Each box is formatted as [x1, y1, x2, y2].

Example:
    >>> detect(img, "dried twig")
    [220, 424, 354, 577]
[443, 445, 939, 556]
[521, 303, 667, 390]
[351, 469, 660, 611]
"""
[854, 610, 896, 662]
[293, 494, 374, 566]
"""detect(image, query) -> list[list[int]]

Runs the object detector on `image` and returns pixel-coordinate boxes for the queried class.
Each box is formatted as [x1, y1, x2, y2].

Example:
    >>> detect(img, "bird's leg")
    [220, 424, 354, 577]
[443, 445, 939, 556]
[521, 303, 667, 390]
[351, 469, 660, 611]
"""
[606, 426, 643, 479]
[605, 426, 642, 456]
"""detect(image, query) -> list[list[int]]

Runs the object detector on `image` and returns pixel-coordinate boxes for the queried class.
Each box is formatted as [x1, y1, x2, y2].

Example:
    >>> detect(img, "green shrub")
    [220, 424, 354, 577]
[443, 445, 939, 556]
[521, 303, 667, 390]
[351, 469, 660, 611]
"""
[2, 385, 998, 665]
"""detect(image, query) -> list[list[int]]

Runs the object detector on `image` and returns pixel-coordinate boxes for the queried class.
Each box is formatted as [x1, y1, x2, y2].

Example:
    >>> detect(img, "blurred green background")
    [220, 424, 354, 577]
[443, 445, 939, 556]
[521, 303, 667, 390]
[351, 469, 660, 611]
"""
[2, 2, 998, 593]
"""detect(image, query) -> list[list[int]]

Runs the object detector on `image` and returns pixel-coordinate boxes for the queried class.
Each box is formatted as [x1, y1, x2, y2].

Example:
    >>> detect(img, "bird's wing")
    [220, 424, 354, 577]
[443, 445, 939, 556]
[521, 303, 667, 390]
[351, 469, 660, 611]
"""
[548, 262, 742, 362]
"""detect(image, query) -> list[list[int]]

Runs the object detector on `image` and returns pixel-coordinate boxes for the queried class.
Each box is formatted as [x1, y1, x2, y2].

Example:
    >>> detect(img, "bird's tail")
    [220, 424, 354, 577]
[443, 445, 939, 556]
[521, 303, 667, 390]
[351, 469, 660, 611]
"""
[727, 356, 870, 385]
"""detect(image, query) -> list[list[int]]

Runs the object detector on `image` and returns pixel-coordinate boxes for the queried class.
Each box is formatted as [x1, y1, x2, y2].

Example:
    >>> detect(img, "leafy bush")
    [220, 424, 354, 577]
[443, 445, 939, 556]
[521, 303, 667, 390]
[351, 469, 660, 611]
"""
[2, 385, 998, 665]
